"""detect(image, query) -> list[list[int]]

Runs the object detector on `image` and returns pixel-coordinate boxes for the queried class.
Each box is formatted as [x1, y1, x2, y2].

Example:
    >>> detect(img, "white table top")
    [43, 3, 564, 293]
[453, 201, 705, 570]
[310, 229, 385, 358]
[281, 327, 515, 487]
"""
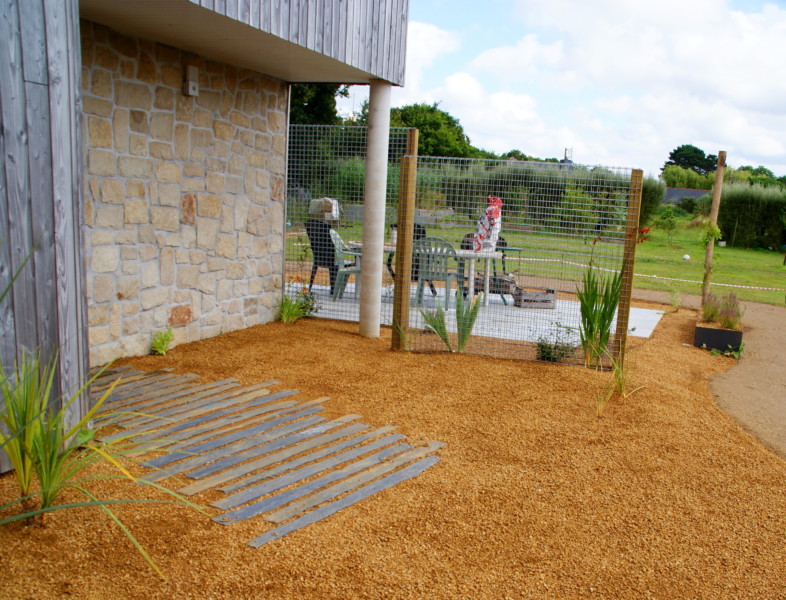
[454, 248, 502, 260]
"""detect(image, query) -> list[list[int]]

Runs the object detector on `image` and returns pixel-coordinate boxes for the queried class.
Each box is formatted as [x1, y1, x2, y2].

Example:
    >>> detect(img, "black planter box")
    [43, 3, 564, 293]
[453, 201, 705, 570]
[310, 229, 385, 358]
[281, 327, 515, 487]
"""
[693, 323, 743, 352]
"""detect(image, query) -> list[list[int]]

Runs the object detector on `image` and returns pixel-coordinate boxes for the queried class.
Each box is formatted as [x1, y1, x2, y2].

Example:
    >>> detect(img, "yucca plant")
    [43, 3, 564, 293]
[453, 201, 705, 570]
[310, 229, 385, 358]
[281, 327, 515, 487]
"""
[455, 292, 482, 352]
[576, 267, 622, 368]
[420, 302, 453, 352]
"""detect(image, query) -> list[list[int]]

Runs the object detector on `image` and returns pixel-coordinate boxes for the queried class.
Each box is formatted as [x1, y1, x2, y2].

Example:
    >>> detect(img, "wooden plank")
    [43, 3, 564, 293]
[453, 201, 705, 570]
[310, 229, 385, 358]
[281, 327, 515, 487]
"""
[97, 370, 187, 396]
[144, 414, 327, 482]
[107, 388, 300, 440]
[96, 375, 203, 420]
[89, 364, 136, 378]
[266, 441, 444, 524]
[248, 456, 440, 548]
[178, 418, 367, 496]
[93, 370, 178, 397]
[117, 383, 274, 429]
[215, 442, 410, 523]
[25, 81, 57, 363]
[221, 424, 398, 494]
[47, 0, 88, 433]
[188, 415, 360, 479]
[0, 0, 37, 358]
[96, 374, 194, 408]
[101, 378, 240, 414]
[134, 398, 301, 447]
[182, 407, 330, 478]
[19, 0, 48, 84]
[213, 432, 407, 510]
[144, 400, 326, 469]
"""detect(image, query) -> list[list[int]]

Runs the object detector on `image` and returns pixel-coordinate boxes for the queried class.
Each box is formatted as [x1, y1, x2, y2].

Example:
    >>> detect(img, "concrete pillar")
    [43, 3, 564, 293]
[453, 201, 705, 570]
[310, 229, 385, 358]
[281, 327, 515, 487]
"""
[359, 80, 392, 337]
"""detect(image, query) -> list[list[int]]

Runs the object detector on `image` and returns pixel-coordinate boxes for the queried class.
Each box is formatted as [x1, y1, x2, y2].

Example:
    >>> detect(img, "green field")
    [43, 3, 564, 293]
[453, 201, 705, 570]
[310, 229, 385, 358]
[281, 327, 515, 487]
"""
[286, 217, 786, 306]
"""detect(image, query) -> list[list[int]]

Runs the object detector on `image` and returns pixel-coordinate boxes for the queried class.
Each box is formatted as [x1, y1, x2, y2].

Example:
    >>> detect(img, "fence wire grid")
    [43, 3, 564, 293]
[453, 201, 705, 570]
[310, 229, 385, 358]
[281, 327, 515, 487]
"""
[285, 126, 641, 365]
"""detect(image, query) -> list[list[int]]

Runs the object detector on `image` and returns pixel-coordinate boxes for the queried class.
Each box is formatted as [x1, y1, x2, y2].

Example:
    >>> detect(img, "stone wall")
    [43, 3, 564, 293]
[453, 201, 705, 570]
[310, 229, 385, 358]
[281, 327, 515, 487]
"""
[80, 21, 287, 367]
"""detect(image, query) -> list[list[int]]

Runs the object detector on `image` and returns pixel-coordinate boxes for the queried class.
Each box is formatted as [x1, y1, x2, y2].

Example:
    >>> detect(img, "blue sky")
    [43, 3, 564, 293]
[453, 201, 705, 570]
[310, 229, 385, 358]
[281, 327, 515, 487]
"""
[338, 0, 786, 177]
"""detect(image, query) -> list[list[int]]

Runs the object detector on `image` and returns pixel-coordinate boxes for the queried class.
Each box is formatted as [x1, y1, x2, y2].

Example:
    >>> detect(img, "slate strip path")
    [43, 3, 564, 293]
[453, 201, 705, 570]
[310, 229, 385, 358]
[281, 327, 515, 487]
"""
[92, 367, 443, 547]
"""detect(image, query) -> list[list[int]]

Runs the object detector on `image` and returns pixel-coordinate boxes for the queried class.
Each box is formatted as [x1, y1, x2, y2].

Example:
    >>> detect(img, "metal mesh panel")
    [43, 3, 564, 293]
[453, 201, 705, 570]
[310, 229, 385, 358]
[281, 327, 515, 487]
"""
[396, 157, 639, 365]
[286, 128, 640, 365]
[284, 125, 411, 321]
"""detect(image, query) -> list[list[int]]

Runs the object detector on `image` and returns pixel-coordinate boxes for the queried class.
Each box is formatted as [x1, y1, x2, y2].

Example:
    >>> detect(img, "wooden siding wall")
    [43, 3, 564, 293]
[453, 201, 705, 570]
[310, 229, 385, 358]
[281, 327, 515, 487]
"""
[0, 0, 88, 471]
[188, 0, 409, 86]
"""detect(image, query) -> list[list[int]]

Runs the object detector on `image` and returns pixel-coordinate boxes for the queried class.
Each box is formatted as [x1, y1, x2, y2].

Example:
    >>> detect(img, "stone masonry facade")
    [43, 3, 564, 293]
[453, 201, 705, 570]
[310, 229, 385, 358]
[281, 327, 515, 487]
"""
[81, 21, 287, 367]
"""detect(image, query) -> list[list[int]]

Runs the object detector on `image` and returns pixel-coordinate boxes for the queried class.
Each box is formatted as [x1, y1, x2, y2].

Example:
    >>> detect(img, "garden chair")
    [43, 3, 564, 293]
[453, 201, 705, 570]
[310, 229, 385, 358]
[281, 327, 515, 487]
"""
[305, 219, 360, 299]
[413, 237, 458, 310]
[329, 229, 361, 300]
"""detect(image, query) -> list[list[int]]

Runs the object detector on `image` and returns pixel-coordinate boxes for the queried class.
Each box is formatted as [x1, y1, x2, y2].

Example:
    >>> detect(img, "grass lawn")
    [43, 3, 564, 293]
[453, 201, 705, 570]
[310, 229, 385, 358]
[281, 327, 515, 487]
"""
[286, 216, 786, 306]
[633, 216, 786, 305]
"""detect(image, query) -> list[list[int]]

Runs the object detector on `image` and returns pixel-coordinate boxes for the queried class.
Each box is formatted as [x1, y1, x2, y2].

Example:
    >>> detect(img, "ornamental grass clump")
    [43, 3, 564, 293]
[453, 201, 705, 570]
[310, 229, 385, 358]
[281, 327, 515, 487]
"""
[718, 292, 744, 330]
[701, 292, 721, 323]
[576, 267, 622, 369]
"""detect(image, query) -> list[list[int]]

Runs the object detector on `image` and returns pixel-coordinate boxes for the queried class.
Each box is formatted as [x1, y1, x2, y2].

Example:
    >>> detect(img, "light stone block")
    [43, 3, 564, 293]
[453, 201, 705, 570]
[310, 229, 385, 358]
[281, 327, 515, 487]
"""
[88, 150, 116, 175]
[156, 162, 181, 184]
[118, 156, 153, 178]
[92, 246, 120, 273]
[93, 275, 115, 302]
[140, 287, 169, 310]
[117, 277, 140, 300]
[141, 261, 160, 288]
[100, 179, 124, 204]
[196, 217, 219, 249]
[216, 234, 236, 258]
[96, 205, 124, 229]
[151, 206, 180, 231]
[124, 199, 148, 224]
[160, 247, 175, 285]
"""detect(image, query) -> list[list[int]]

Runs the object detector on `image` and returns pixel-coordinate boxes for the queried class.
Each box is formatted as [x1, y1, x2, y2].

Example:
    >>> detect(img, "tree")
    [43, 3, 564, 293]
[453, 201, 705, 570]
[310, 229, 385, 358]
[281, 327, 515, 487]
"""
[289, 84, 348, 125]
[663, 144, 717, 176]
[390, 103, 477, 158]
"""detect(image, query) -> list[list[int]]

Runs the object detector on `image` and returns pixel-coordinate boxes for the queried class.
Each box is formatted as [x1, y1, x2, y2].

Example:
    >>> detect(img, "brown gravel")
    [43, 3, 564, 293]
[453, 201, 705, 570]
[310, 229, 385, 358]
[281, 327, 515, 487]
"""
[2, 305, 786, 600]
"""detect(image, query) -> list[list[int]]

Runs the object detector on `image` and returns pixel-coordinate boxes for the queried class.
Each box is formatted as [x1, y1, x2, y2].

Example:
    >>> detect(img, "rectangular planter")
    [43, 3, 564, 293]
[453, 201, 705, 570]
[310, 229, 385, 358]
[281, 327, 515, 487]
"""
[693, 323, 743, 352]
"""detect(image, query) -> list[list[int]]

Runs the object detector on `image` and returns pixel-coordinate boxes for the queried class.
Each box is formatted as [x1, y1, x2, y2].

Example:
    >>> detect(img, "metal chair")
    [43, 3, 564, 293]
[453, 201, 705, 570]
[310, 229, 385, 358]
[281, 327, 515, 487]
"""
[413, 237, 458, 310]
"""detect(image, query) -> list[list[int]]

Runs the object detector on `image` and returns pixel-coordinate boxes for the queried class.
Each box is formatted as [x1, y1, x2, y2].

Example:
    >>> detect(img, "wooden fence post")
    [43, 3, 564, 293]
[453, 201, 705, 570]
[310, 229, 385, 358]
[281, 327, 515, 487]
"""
[611, 169, 643, 367]
[391, 129, 418, 350]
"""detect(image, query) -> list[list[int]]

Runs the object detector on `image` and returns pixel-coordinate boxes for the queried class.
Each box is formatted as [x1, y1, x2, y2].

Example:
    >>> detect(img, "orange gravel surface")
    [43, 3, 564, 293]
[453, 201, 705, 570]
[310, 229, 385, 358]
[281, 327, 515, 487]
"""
[1, 306, 785, 599]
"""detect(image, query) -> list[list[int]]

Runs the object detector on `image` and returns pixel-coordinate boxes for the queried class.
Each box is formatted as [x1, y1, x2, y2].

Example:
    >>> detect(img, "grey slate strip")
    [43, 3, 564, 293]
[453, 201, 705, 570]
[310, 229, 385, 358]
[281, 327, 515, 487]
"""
[265, 442, 445, 524]
[145, 401, 325, 469]
[134, 399, 305, 448]
[117, 381, 279, 428]
[214, 432, 407, 510]
[177, 417, 365, 495]
[247, 456, 441, 548]
[183, 411, 339, 480]
[143, 411, 326, 481]
[220, 425, 398, 494]
[106, 388, 299, 440]
[104, 379, 240, 416]
[214, 442, 411, 523]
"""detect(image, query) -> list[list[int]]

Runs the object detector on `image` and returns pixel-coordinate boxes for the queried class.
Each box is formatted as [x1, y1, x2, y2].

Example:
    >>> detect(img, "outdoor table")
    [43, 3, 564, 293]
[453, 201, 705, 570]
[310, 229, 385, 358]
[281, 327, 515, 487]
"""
[454, 248, 503, 306]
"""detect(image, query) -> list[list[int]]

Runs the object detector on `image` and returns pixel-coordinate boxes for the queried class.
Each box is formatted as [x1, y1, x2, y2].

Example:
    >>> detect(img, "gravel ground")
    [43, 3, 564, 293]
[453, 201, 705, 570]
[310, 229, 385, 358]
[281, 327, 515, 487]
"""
[1, 304, 785, 600]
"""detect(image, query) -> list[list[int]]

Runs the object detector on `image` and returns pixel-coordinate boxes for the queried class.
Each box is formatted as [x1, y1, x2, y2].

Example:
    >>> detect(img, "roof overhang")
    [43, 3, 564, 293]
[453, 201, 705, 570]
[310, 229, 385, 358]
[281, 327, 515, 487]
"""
[79, 0, 381, 85]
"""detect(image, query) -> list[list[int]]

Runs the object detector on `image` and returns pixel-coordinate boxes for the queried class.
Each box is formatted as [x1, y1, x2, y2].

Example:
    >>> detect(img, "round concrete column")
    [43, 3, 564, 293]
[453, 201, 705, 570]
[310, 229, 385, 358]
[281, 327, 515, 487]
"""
[359, 80, 392, 337]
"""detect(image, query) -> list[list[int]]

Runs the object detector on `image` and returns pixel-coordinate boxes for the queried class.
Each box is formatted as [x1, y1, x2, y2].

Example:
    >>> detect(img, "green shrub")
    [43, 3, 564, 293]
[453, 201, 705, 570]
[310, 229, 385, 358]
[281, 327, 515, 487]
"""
[576, 267, 622, 369]
[655, 206, 678, 245]
[151, 328, 174, 355]
[639, 177, 664, 226]
[717, 183, 786, 249]
[536, 326, 577, 363]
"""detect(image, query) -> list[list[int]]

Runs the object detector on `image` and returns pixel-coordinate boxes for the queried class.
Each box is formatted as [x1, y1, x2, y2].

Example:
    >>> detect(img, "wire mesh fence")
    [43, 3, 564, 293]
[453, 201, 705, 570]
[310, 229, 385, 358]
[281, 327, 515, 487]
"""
[285, 125, 642, 366]
[284, 125, 412, 320]
[395, 157, 640, 366]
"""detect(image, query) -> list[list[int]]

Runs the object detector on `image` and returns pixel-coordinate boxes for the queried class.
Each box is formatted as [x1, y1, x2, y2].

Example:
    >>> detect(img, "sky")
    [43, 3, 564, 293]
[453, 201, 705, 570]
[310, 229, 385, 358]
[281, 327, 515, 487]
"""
[337, 0, 786, 178]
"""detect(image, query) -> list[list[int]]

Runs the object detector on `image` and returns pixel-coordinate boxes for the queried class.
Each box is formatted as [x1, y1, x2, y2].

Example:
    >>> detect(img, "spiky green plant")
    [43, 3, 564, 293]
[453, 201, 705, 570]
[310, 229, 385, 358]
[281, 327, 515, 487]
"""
[455, 292, 482, 352]
[276, 294, 308, 323]
[420, 303, 453, 352]
[576, 267, 622, 368]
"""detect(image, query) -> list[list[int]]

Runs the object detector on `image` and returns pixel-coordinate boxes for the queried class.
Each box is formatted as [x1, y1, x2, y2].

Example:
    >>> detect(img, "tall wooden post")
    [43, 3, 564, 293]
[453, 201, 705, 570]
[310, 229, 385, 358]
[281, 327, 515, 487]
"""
[701, 151, 727, 306]
[391, 129, 418, 350]
[611, 169, 643, 367]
